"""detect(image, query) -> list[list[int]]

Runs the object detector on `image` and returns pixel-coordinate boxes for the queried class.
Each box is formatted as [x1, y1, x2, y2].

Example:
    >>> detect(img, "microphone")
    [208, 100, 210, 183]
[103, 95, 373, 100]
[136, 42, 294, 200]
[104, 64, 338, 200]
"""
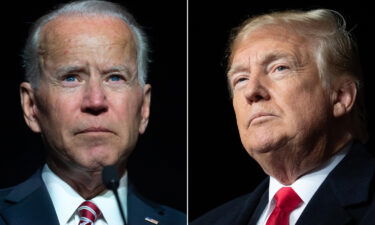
[102, 165, 127, 225]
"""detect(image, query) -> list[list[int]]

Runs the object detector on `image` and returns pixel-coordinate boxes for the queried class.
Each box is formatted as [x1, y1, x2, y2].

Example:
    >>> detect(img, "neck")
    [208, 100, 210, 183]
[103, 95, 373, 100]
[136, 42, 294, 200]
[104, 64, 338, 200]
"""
[259, 133, 352, 185]
[46, 159, 126, 199]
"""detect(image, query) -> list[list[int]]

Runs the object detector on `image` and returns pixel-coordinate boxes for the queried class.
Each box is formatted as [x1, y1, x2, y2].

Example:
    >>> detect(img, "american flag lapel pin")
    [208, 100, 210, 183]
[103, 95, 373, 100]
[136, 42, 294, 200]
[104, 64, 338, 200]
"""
[145, 217, 159, 224]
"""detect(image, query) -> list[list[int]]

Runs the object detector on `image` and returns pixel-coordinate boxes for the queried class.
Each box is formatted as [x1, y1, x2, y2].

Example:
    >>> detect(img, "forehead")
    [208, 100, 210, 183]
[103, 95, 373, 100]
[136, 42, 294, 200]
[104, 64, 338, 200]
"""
[39, 15, 135, 55]
[230, 26, 312, 68]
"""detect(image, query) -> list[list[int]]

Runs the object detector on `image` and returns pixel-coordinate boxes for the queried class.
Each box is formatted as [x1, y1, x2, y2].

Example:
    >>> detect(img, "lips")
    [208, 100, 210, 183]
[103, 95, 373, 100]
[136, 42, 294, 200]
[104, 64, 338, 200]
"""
[76, 127, 113, 134]
[248, 112, 276, 126]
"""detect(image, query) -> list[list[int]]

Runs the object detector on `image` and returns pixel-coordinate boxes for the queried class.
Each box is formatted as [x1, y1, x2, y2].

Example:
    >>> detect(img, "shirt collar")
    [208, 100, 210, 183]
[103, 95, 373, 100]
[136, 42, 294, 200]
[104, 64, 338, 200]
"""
[42, 164, 128, 225]
[91, 173, 128, 225]
[268, 142, 351, 204]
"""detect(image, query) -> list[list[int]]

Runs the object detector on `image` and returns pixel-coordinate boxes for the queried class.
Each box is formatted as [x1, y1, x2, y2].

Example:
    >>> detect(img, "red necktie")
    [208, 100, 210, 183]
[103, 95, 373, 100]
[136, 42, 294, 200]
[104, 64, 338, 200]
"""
[266, 187, 302, 225]
[77, 201, 102, 225]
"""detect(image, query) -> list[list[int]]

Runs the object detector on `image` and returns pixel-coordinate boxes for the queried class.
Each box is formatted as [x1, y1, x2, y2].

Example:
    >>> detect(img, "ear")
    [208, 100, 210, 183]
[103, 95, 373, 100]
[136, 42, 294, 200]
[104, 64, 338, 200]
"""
[20, 82, 42, 133]
[331, 77, 357, 118]
[138, 84, 151, 134]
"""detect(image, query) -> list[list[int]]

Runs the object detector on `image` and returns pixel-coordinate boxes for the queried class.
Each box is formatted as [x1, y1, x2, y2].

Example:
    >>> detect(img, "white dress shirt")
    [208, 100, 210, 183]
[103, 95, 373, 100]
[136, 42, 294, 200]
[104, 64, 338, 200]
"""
[256, 144, 350, 225]
[42, 164, 128, 225]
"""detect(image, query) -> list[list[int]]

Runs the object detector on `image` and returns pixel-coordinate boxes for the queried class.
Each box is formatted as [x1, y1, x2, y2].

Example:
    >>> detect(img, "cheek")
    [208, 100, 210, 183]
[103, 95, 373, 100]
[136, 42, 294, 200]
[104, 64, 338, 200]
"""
[233, 97, 248, 128]
[282, 88, 330, 133]
[111, 92, 143, 127]
[37, 91, 81, 135]
[53, 96, 81, 123]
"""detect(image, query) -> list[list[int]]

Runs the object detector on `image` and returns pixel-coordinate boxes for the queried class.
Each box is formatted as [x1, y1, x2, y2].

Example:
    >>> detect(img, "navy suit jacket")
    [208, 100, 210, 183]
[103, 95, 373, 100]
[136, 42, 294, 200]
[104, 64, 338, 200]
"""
[192, 142, 375, 225]
[0, 170, 186, 225]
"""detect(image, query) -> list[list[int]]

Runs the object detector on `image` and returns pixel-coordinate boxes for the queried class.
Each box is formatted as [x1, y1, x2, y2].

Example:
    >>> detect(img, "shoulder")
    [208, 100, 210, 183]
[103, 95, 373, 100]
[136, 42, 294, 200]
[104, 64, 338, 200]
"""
[191, 178, 268, 225]
[0, 169, 45, 210]
[331, 141, 375, 178]
[0, 187, 15, 210]
[142, 196, 186, 225]
[156, 203, 186, 225]
[128, 182, 186, 225]
[191, 193, 253, 225]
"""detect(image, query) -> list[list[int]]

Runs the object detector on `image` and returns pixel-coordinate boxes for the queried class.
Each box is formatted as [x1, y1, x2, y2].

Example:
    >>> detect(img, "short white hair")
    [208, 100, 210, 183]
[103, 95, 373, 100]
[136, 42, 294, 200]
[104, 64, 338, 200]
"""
[23, 0, 149, 87]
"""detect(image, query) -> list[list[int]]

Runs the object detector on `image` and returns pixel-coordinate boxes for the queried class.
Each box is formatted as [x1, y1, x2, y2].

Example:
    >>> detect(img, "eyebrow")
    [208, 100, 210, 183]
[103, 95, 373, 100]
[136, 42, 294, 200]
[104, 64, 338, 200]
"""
[55, 65, 134, 77]
[228, 51, 299, 78]
[227, 66, 249, 78]
[261, 52, 294, 65]
[56, 66, 86, 76]
[102, 65, 133, 76]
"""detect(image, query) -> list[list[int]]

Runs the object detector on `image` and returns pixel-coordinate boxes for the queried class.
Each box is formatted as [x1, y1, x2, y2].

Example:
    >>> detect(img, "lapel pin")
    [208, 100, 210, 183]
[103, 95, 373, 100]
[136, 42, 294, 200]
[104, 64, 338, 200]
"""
[145, 217, 159, 224]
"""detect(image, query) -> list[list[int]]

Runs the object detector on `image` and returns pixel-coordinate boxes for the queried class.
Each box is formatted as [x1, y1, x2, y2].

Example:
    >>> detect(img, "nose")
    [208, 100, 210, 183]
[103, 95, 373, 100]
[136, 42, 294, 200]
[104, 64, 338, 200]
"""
[81, 80, 108, 115]
[244, 75, 270, 104]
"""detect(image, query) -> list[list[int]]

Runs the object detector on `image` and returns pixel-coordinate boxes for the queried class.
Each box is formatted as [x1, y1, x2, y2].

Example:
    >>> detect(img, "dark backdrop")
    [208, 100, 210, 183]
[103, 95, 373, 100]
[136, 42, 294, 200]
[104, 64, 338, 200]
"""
[0, 0, 186, 212]
[189, 0, 375, 221]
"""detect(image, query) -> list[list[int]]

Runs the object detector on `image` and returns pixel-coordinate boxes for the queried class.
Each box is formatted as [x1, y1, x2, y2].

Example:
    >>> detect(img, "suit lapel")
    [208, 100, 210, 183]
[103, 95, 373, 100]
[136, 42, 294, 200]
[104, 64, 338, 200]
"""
[247, 188, 268, 225]
[295, 185, 351, 225]
[127, 183, 168, 225]
[232, 178, 269, 225]
[296, 142, 375, 225]
[0, 170, 59, 225]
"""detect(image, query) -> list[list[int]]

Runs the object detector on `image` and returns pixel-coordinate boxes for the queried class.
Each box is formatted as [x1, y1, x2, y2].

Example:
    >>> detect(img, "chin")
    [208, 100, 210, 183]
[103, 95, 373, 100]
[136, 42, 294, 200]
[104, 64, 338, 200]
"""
[71, 142, 132, 168]
[76, 151, 118, 169]
[77, 159, 115, 172]
[245, 144, 273, 158]
[244, 135, 288, 156]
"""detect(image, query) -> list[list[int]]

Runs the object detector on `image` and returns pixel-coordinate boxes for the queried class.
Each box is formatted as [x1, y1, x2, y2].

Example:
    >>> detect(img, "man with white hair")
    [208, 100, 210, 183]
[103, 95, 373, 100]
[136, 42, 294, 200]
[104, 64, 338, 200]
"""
[192, 9, 375, 225]
[0, 1, 185, 224]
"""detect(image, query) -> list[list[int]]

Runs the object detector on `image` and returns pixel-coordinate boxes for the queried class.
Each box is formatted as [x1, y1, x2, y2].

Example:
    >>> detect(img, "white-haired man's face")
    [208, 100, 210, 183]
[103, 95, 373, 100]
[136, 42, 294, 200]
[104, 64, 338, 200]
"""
[21, 15, 151, 172]
[228, 26, 356, 182]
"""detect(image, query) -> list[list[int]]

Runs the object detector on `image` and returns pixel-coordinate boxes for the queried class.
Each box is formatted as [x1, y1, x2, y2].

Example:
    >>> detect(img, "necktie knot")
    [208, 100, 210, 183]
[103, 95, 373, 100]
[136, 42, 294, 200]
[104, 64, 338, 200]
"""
[77, 201, 102, 225]
[274, 187, 302, 211]
[266, 187, 302, 225]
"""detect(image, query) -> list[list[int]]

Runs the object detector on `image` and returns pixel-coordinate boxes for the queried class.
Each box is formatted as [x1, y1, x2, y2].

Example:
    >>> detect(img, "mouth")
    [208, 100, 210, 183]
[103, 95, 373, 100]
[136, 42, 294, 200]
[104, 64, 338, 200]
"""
[249, 113, 276, 126]
[76, 127, 113, 135]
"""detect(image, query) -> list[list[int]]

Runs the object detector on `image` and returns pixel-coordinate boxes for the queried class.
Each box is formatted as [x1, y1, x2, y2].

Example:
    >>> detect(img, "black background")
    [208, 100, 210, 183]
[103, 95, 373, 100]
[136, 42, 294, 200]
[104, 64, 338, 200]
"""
[189, 0, 375, 221]
[0, 0, 186, 212]
[2, 0, 375, 221]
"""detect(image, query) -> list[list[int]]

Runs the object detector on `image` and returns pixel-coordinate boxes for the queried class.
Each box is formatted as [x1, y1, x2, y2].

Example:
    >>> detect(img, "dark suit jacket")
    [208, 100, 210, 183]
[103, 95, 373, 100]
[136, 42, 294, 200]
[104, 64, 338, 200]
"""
[191, 142, 375, 225]
[0, 169, 186, 225]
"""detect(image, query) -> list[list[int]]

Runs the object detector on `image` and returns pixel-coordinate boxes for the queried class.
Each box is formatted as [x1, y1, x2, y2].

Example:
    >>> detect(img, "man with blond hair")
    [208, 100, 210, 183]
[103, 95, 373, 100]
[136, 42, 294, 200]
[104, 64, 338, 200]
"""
[192, 9, 375, 225]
